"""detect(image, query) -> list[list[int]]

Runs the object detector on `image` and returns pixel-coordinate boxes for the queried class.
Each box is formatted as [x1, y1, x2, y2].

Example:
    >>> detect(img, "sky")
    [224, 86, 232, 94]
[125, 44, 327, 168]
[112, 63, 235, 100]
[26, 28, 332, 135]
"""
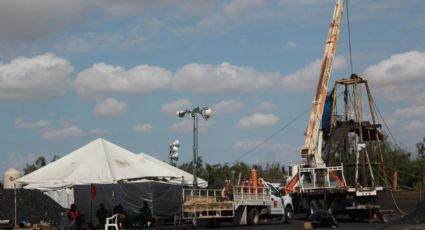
[0, 0, 424, 177]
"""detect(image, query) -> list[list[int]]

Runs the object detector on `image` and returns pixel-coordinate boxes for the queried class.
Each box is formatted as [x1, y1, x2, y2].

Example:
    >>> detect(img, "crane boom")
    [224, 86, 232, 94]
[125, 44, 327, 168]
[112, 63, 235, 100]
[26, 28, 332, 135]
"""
[301, 0, 345, 167]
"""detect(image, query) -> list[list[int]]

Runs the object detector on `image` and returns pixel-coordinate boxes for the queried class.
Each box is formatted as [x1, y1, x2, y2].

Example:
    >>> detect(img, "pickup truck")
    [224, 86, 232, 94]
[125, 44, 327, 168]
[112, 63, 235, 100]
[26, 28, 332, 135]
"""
[181, 181, 293, 226]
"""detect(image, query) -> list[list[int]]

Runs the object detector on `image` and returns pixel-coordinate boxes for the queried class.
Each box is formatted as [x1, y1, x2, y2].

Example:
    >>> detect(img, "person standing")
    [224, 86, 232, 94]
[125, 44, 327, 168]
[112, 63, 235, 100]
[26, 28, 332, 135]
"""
[67, 204, 79, 229]
[96, 203, 108, 229]
[139, 201, 152, 228]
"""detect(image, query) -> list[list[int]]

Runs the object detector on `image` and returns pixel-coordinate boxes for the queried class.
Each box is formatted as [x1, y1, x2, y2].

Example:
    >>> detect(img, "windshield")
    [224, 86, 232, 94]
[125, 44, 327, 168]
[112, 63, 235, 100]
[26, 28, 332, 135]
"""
[267, 184, 281, 196]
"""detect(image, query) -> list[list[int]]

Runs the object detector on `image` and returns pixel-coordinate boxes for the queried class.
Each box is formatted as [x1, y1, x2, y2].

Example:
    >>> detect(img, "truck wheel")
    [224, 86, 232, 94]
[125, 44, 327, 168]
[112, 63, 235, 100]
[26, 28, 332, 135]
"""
[280, 208, 288, 224]
[247, 208, 260, 226]
[285, 205, 294, 220]
[208, 219, 221, 228]
[310, 200, 318, 214]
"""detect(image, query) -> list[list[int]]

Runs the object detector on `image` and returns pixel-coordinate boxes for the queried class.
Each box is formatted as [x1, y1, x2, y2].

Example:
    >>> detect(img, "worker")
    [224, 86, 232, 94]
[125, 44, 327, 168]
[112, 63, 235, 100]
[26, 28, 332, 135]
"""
[222, 180, 233, 200]
[96, 203, 108, 228]
[139, 201, 153, 228]
[67, 204, 79, 229]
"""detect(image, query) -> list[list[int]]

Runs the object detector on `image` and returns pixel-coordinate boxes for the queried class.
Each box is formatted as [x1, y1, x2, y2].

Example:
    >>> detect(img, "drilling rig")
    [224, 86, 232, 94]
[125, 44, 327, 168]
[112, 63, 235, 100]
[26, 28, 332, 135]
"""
[284, 0, 384, 219]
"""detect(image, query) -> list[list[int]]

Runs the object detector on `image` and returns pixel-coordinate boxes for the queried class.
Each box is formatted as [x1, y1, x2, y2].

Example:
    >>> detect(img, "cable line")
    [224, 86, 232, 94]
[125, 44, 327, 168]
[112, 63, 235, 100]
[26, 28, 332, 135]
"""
[233, 105, 312, 163]
[346, 0, 354, 74]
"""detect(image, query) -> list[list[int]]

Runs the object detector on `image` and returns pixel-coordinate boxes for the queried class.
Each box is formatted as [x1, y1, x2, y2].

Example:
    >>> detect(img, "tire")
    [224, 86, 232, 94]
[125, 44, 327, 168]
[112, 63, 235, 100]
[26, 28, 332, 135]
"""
[208, 219, 221, 228]
[310, 200, 318, 214]
[247, 208, 260, 226]
[280, 208, 288, 224]
[285, 205, 294, 220]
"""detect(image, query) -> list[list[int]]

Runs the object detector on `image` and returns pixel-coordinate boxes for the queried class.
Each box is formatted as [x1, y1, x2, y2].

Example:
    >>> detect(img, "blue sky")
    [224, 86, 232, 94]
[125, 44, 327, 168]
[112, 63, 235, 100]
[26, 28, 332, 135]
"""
[1, 0, 424, 176]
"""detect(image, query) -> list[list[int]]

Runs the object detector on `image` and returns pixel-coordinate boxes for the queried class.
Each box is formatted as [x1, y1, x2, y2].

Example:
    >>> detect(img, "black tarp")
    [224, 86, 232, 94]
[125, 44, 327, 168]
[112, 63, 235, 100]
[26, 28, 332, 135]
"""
[73, 182, 182, 225]
[0, 188, 65, 225]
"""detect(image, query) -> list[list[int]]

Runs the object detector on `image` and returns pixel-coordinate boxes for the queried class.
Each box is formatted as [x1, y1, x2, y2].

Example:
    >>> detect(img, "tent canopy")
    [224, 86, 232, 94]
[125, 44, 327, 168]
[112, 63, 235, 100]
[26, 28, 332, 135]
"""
[138, 152, 208, 188]
[17, 138, 207, 188]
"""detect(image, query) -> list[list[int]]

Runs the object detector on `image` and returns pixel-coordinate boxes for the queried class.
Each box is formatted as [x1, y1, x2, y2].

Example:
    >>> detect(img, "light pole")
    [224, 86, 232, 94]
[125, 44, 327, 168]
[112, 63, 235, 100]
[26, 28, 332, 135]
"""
[176, 106, 212, 187]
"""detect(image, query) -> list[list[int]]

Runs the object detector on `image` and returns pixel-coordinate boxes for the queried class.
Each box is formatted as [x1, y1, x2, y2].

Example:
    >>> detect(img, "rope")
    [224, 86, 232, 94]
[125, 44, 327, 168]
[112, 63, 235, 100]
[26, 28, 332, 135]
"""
[371, 98, 402, 150]
[390, 189, 407, 215]
[233, 105, 311, 163]
[345, 0, 354, 74]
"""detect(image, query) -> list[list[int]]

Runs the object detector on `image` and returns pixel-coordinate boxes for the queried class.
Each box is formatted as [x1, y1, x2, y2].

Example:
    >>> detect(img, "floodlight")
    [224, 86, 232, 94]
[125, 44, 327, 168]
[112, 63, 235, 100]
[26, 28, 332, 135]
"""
[202, 107, 212, 120]
[169, 140, 180, 162]
[176, 110, 186, 117]
[172, 140, 180, 147]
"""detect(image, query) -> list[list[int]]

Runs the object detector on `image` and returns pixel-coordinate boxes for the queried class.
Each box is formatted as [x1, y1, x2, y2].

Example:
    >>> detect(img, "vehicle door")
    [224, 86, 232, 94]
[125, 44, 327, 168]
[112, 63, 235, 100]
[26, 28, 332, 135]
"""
[267, 184, 284, 215]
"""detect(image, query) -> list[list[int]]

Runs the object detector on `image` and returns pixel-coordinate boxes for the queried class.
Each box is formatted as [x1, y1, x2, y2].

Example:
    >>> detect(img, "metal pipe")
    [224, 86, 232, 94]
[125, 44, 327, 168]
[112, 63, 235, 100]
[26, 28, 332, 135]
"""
[192, 115, 198, 187]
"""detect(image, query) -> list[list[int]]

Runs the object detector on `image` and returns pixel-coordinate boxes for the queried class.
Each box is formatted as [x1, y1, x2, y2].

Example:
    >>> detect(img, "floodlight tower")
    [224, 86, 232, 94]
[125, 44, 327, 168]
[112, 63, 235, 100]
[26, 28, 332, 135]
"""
[176, 106, 212, 187]
[169, 140, 180, 164]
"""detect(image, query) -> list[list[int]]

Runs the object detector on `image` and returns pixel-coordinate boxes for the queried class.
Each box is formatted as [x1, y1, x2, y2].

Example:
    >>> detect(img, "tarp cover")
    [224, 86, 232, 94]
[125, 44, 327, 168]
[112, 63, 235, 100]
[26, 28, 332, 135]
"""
[138, 152, 208, 188]
[17, 138, 207, 188]
[73, 182, 182, 225]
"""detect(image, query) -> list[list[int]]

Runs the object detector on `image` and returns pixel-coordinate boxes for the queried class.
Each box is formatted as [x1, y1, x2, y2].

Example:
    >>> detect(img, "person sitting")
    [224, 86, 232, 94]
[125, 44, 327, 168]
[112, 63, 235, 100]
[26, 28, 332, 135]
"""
[139, 201, 153, 228]
[113, 204, 128, 228]
[96, 203, 108, 229]
[67, 204, 79, 229]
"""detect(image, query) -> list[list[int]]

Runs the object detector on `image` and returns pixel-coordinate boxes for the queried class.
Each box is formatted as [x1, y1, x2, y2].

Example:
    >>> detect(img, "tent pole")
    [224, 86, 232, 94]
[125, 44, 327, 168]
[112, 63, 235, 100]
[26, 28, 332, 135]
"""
[14, 182, 17, 227]
[90, 198, 93, 226]
[112, 190, 115, 216]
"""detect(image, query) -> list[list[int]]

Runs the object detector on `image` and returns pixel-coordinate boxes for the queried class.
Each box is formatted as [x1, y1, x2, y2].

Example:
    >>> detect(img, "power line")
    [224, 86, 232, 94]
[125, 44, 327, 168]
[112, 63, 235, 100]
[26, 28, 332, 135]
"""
[233, 105, 312, 163]
[371, 98, 401, 150]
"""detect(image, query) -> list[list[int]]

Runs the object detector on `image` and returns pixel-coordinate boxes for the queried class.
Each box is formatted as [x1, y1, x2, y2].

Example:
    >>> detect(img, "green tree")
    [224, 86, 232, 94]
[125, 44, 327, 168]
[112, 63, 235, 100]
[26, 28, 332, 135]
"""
[51, 155, 61, 162]
[415, 137, 425, 187]
[23, 156, 46, 175]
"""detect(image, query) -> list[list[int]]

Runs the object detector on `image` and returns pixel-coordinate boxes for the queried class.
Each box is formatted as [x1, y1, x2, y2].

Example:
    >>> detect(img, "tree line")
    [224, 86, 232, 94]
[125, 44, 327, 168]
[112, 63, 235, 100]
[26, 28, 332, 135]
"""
[19, 137, 425, 190]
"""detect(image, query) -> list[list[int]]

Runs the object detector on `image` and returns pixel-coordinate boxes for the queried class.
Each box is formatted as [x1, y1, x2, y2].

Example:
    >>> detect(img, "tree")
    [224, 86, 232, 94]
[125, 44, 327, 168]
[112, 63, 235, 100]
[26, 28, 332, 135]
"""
[415, 137, 425, 187]
[23, 156, 47, 175]
[51, 155, 61, 162]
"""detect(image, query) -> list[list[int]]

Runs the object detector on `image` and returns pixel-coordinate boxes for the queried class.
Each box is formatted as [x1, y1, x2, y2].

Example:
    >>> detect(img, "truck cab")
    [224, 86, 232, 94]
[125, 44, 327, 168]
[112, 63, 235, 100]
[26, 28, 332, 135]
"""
[265, 182, 294, 220]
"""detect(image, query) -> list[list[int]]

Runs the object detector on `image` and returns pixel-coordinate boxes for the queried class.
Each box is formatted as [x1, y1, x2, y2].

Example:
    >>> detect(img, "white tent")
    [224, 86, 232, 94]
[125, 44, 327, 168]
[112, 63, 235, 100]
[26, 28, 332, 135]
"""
[138, 152, 208, 188]
[18, 138, 191, 186]
[17, 138, 208, 207]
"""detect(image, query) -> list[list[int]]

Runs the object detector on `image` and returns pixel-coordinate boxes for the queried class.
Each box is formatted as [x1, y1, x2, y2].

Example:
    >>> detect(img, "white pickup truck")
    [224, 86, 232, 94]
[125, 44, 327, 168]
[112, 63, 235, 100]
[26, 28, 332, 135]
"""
[181, 181, 293, 226]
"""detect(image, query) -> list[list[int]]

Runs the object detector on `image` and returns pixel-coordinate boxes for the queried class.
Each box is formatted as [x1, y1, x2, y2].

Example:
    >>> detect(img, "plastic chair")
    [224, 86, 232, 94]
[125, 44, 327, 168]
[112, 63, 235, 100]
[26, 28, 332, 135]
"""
[104, 214, 119, 230]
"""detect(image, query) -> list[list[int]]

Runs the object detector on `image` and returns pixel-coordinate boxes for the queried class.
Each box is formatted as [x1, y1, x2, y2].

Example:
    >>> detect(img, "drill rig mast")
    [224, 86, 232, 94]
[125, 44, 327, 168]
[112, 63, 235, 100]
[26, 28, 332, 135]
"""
[301, 0, 344, 168]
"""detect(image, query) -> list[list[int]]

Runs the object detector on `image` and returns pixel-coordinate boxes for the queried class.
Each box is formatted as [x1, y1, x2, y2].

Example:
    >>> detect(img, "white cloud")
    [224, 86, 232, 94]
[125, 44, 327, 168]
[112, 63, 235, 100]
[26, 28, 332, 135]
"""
[173, 62, 279, 93]
[198, 0, 265, 28]
[0, 53, 73, 100]
[280, 56, 347, 91]
[133, 124, 153, 133]
[393, 106, 425, 119]
[363, 51, 425, 103]
[161, 99, 192, 115]
[75, 63, 172, 98]
[54, 31, 147, 54]
[41, 126, 85, 140]
[364, 51, 425, 86]
[237, 113, 279, 129]
[285, 40, 297, 49]
[254, 102, 278, 112]
[403, 120, 425, 132]
[93, 98, 127, 116]
[211, 100, 244, 114]
[0, 0, 86, 43]
[14, 118, 50, 129]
